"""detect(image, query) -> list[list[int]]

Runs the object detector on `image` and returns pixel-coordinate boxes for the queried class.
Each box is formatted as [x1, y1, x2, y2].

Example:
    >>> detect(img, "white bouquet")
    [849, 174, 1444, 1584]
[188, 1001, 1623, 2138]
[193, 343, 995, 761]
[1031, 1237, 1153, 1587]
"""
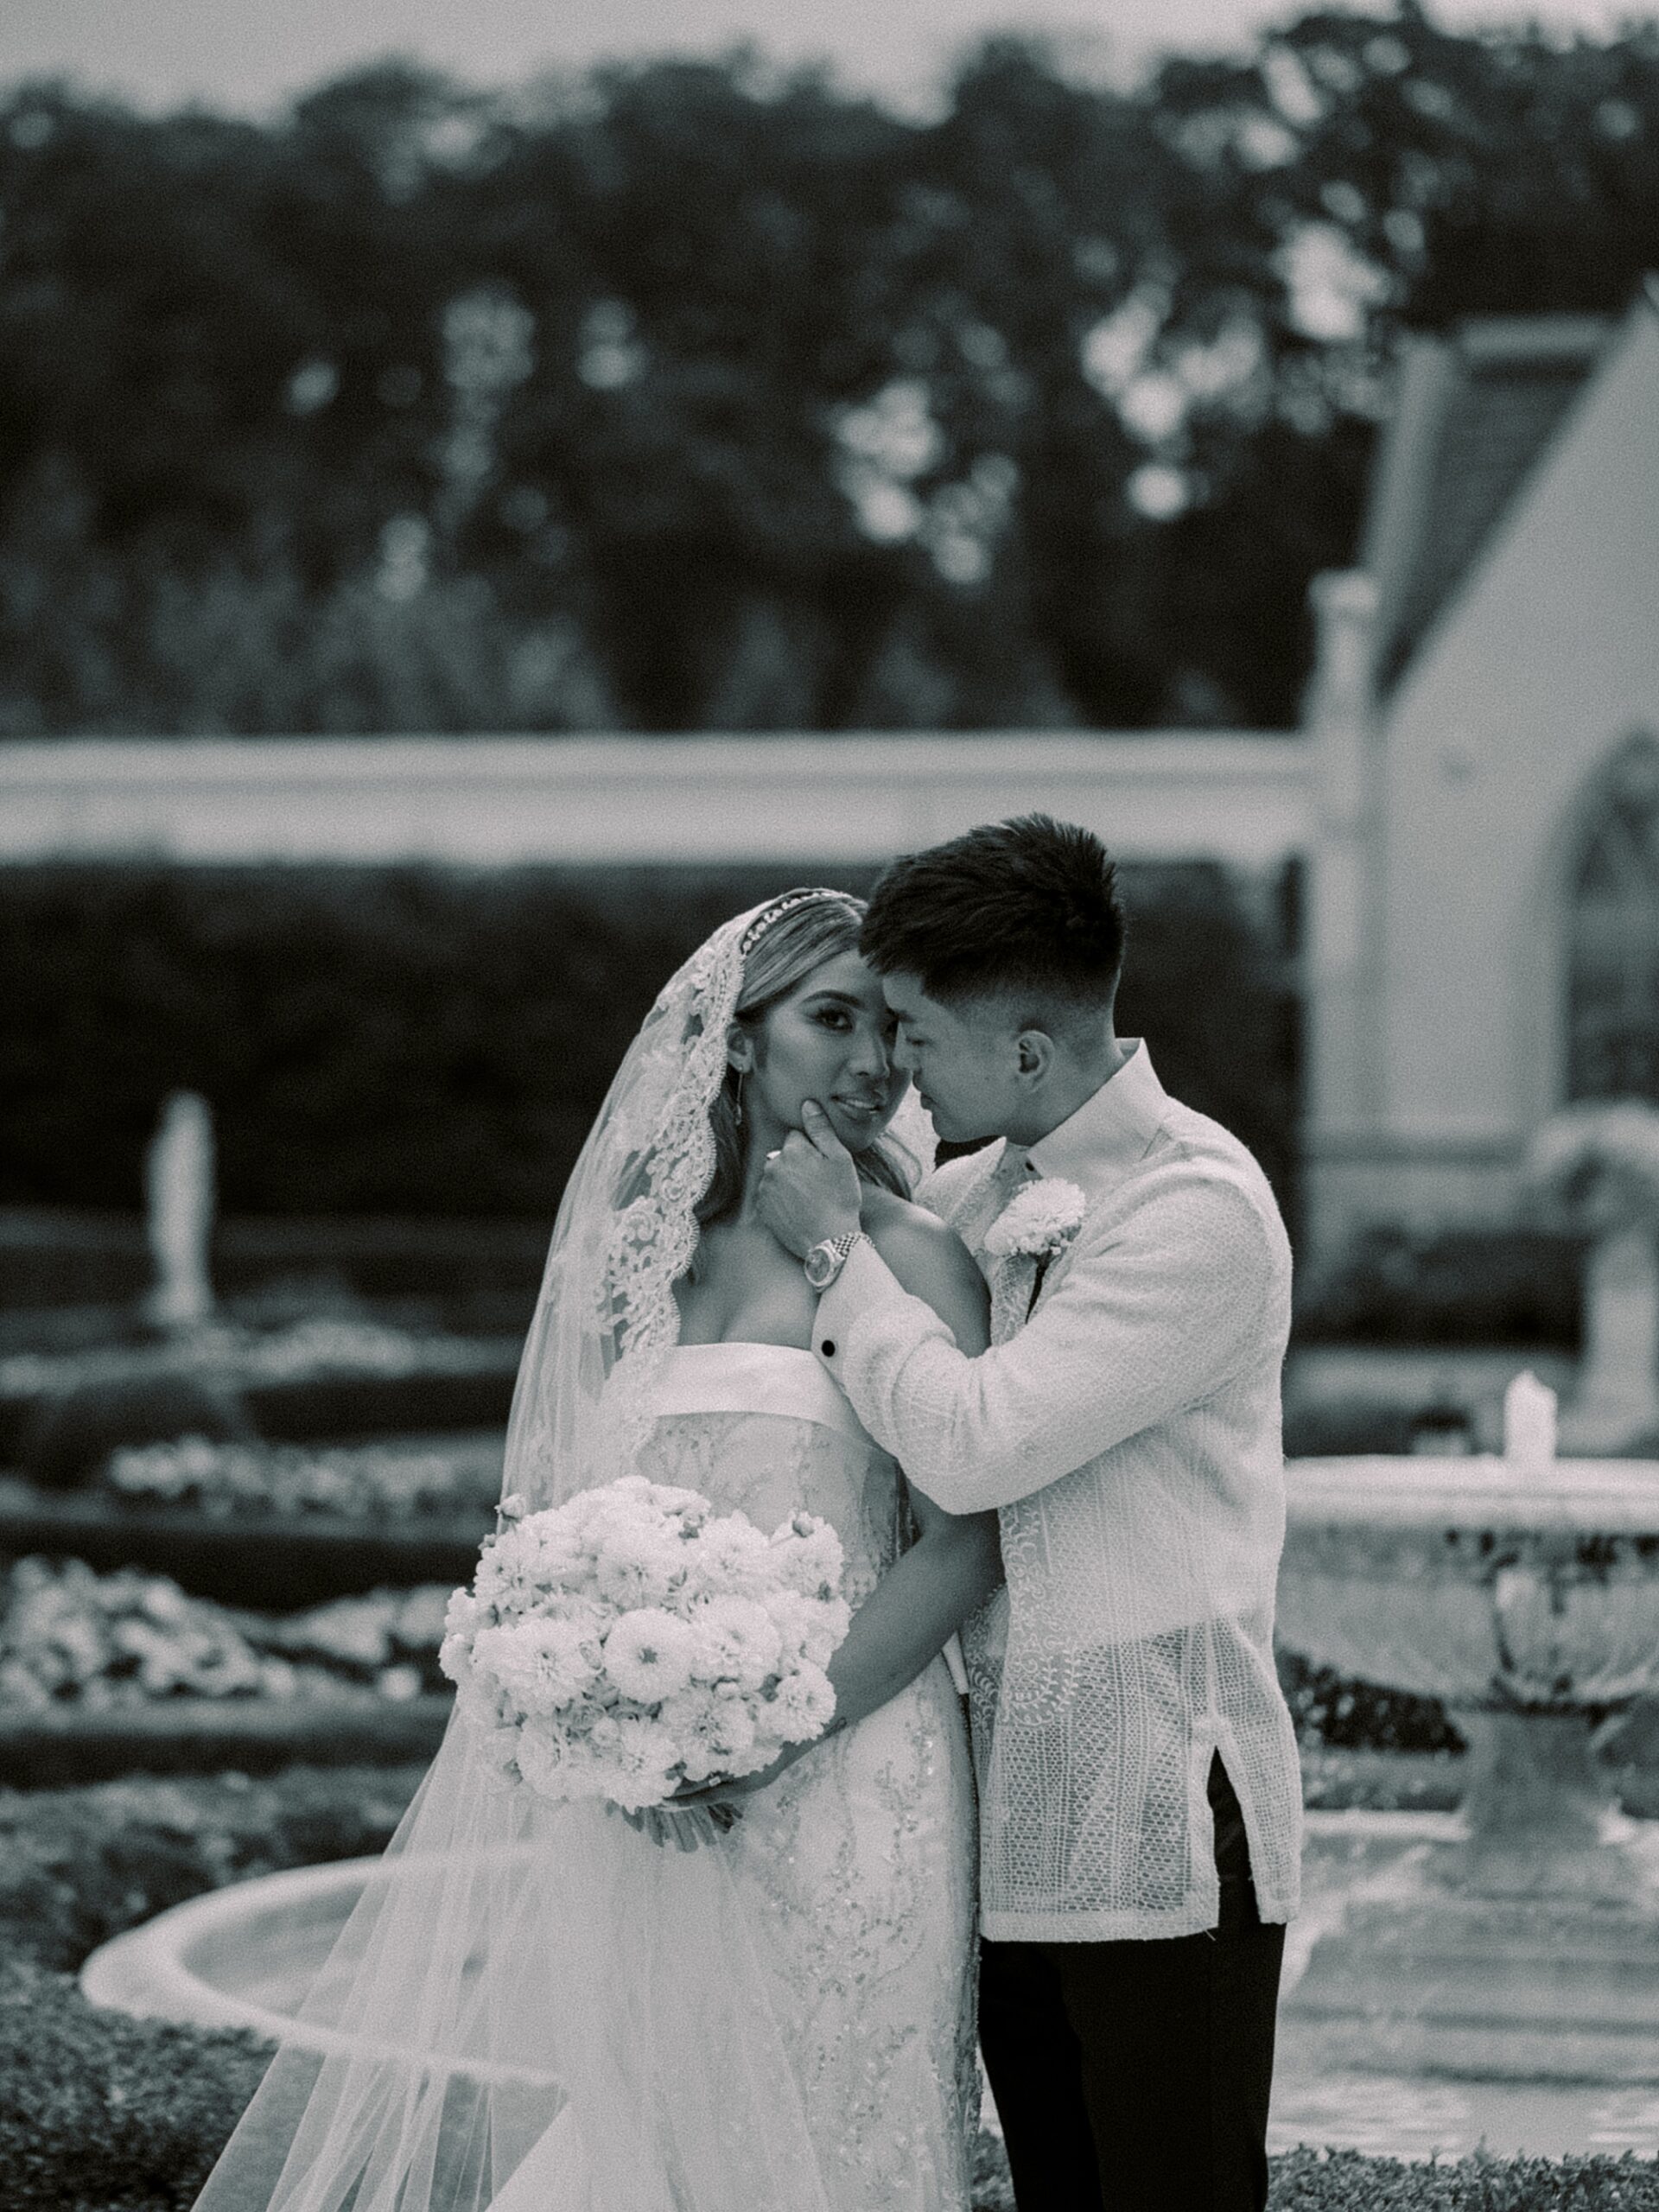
[439, 1476, 852, 1812]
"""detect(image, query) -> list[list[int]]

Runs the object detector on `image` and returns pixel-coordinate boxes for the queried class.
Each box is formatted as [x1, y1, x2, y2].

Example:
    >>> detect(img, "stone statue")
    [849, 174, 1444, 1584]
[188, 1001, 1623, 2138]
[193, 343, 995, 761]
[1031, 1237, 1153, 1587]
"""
[143, 1090, 216, 1330]
[1529, 1100, 1659, 1452]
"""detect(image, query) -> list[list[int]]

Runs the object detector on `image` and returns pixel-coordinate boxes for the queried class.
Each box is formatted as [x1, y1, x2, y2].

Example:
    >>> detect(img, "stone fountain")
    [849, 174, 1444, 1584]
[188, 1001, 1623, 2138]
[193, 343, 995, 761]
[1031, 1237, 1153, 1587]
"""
[1279, 1372, 1659, 2082]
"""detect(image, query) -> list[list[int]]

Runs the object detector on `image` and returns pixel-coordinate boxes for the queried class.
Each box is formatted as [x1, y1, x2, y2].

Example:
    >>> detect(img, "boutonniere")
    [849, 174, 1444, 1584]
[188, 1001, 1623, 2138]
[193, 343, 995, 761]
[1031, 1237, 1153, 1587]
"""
[982, 1178, 1089, 1262]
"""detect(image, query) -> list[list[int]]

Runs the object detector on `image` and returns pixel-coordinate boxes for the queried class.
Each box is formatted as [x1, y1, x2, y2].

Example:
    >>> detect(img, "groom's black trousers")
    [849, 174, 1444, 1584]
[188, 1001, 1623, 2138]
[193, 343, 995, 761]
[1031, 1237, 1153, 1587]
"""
[976, 1756, 1285, 2212]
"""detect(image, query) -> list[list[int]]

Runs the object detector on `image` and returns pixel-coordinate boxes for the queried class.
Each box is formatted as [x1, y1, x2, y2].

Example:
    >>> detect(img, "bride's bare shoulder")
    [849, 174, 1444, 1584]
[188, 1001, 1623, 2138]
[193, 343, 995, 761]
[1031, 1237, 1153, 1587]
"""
[857, 1188, 989, 1351]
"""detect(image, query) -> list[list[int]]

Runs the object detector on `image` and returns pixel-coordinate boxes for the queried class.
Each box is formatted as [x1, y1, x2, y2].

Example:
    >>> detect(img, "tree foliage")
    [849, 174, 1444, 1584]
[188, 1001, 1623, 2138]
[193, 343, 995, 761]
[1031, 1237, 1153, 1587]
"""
[1, 12, 1656, 734]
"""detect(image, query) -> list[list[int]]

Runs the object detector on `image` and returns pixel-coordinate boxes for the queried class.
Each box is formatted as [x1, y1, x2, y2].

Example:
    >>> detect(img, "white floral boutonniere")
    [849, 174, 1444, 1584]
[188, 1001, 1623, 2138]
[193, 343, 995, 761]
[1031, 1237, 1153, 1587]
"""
[982, 1178, 1089, 1262]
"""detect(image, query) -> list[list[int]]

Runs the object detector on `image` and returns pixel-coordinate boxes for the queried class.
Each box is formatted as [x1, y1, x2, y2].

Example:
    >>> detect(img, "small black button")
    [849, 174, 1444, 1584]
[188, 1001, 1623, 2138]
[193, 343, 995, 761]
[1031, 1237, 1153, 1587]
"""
[820, 1339, 836, 1357]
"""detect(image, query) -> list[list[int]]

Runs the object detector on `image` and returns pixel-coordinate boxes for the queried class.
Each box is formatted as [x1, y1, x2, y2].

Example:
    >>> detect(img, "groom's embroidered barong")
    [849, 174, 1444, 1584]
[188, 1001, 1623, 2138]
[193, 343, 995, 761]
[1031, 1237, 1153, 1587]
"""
[816, 1040, 1304, 1944]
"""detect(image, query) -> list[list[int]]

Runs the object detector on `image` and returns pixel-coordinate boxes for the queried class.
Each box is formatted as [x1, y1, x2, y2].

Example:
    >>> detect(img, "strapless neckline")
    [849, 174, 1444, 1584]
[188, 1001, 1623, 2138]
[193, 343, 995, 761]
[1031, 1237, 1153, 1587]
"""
[653, 1339, 868, 1443]
[668, 1338, 820, 1361]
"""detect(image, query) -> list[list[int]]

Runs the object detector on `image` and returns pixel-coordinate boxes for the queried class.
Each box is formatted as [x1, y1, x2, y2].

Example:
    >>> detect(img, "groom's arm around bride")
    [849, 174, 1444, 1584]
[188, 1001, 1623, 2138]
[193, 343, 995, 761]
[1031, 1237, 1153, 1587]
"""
[759, 814, 1302, 2212]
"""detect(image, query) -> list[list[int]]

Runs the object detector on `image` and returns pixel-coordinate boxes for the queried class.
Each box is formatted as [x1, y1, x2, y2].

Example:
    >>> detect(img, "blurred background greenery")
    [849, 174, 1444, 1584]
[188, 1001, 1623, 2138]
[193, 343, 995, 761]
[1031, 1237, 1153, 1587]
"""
[2, 10, 1656, 741]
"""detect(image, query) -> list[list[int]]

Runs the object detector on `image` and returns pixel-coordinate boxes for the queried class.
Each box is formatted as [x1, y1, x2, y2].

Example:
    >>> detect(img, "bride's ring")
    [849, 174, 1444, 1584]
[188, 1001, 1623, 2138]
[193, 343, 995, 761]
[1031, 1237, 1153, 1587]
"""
[766, 1148, 781, 1161]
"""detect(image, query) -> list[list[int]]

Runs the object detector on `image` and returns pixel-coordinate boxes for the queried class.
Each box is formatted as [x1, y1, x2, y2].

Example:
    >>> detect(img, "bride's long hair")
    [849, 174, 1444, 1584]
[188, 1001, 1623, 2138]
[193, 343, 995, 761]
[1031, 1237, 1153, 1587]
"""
[697, 890, 910, 1231]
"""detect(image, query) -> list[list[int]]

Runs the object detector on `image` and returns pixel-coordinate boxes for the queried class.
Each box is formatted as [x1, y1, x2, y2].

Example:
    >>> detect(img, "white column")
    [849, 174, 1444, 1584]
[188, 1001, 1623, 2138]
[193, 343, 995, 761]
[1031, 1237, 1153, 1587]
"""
[1302, 569, 1383, 1263]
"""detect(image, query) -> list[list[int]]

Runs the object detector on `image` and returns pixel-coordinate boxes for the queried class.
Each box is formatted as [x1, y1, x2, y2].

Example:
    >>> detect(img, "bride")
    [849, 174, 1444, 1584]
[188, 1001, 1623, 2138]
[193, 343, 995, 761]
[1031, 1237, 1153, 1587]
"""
[192, 888, 1002, 2212]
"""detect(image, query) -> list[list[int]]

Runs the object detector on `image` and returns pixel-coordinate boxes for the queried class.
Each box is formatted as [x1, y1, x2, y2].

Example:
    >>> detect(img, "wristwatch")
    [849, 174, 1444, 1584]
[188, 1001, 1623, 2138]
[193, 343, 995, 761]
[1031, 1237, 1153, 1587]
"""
[803, 1230, 867, 1291]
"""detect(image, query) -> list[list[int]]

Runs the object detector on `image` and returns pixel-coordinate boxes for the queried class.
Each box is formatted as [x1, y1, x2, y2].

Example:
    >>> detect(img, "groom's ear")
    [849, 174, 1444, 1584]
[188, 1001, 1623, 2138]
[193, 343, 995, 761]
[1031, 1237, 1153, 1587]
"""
[1014, 1029, 1055, 1083]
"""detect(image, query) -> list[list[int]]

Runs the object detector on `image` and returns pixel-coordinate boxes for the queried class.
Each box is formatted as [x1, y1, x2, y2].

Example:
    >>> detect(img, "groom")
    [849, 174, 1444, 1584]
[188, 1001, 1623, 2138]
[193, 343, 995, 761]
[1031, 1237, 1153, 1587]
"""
[757, 815, 1303, 2212]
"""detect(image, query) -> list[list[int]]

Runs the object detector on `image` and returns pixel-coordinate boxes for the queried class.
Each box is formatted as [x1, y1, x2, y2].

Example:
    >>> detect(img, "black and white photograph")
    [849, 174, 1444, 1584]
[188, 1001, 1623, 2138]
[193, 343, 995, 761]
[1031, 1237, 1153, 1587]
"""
[2, 0, 1658, 2206]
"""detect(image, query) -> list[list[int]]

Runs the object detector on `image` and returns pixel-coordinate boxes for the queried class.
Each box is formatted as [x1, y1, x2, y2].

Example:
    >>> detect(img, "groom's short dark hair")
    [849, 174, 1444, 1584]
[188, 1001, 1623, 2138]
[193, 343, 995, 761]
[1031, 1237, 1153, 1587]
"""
[861, 814, 1125, 1007]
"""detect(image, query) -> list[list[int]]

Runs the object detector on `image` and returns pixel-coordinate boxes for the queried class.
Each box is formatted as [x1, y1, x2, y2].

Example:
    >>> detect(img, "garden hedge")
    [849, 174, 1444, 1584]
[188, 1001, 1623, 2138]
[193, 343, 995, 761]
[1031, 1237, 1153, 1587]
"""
[0, 1478, 486, 1606]
[1294, 1226, 1583, 1350]
[0, 855, 1297, 1221]
[0, 1764, 422, 2211]
[2, 1359, 523, 1478]
[0, 1694, 455, 1789]
[0, 1764, 425, 1970]
[0, 1957, 272, 2212]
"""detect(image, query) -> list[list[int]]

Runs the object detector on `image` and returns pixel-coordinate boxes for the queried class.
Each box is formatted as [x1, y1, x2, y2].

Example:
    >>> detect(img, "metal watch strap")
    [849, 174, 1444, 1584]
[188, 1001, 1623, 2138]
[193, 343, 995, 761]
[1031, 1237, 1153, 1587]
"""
[805, 1229, 865, 1289]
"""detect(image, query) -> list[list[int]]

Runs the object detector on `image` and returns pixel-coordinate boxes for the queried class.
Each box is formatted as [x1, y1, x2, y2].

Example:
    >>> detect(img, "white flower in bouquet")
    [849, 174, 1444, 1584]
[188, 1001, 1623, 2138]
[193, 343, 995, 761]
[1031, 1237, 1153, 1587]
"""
[657, 1487, 711, 1521]
[594, 1522, 685, 1609]
[439, 1588, 480, 1686]
[649, 1681, 760, 1776]
[771, 1516, 847, 1602]
[474, 1721, 533, 1792]
[654, 1686, 726, 1783]
[518, 1519, 592, 1585]
[474, 1618, 602, 1714]
[772, 1662, 839, 1739]
[705, 1684, 760, 1767]
[764, 1586, 851, 1669]
[602, 1607, 698, 1701]
[474, 1531, 552, 1614]
[455, 1667, 508, 1736]
[687, 1513, 773, 1595]
[515, 1719, 581, 1798]
[604, 1714, 684, 1808]
[689, 1595, 784, 1690]
[565, 1474, 650, 1534]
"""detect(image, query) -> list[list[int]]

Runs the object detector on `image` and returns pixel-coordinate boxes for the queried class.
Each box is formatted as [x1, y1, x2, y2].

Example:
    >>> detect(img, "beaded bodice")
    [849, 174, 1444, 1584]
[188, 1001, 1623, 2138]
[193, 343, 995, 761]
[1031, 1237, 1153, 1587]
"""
[639, 1342, 910, 1607]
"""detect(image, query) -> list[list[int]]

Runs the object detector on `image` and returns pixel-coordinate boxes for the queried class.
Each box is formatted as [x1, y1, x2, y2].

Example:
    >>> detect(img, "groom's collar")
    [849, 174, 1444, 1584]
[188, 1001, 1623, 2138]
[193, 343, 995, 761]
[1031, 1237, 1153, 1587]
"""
[1025, 1039, 1166, 1198]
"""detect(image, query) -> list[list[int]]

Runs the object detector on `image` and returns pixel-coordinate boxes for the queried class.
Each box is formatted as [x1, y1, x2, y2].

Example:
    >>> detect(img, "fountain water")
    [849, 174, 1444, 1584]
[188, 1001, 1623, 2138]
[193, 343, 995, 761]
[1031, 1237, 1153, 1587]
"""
[143, 1091, 216, 1331]
[1279, 1372, 1659, 2082]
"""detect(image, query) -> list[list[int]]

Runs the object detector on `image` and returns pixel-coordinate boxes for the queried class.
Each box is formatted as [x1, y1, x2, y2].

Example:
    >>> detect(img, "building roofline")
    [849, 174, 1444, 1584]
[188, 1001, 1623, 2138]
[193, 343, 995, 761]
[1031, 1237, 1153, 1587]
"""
[1358, 284, 1659, 695]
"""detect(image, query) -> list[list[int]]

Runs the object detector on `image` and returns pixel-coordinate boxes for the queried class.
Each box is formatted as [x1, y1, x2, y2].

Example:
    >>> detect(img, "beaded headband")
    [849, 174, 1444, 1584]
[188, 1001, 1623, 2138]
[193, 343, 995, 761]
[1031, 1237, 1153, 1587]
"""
[737, 887, 856, 958]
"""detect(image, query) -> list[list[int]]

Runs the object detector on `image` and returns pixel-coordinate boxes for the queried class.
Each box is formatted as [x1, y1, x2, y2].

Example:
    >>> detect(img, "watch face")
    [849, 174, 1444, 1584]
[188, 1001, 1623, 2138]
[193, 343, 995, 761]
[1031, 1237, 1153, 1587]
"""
[804, 1242, 836, 1289]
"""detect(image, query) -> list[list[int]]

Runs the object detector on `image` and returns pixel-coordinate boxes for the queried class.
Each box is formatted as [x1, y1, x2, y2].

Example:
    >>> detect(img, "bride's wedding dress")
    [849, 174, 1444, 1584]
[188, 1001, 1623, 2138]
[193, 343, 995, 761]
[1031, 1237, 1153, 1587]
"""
[487, 1342, 979, 2212]
[192, 899, 977, 2212]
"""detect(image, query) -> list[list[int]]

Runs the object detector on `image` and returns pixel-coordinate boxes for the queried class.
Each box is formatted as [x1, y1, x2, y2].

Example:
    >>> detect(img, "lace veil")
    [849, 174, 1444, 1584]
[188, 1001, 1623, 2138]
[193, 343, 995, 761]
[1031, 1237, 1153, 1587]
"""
[192, 893, 933, 2212]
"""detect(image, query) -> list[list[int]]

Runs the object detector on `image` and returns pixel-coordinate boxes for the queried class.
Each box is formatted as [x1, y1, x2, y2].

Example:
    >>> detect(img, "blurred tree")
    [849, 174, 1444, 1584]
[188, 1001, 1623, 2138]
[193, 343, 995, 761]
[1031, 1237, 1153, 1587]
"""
[0, 15, 1654, 735]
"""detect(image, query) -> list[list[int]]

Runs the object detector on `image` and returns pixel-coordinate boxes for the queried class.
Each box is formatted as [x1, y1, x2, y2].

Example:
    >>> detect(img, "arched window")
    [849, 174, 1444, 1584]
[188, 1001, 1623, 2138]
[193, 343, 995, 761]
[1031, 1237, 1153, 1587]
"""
[1567, 729, 1659, 1103]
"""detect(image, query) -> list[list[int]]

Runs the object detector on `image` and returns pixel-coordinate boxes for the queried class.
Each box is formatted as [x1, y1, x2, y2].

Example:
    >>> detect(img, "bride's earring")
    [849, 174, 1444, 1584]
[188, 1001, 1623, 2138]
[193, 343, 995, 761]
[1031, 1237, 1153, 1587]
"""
[732, 1067, 746, 1127]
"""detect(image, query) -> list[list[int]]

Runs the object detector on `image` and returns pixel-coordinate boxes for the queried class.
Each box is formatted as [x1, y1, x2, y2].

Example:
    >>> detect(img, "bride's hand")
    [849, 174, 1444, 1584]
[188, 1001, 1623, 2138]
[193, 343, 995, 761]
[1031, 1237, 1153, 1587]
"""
[671, 1742, 803, 1813]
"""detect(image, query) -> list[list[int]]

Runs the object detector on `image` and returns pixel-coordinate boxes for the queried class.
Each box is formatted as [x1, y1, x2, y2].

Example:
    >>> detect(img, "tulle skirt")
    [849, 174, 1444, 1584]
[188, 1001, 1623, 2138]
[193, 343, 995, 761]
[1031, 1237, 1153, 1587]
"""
[192, 1653, 978, 2212]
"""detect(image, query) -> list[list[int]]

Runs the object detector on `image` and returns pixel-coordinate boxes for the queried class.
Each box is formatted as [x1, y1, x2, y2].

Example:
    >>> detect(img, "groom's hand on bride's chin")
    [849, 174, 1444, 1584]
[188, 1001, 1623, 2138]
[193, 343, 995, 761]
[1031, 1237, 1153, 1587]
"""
[756, 1102, 861, 1256]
